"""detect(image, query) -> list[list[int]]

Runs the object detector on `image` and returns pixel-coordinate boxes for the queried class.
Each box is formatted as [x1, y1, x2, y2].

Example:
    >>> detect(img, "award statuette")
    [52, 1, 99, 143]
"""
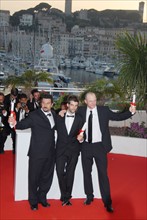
[79, 122, 87, 136]
[9, 101, 16, 128]
[130, 94, 136, 115]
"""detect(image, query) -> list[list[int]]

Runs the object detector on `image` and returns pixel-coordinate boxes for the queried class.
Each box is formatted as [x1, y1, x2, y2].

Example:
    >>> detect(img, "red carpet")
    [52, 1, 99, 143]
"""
[0, 151, 146, 220]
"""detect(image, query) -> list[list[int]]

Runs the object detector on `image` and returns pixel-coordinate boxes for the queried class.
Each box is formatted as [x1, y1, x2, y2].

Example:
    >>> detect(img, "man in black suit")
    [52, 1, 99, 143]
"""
[56, 95, 83, 206]
[15, 93, 29, 122]
[0, 92, 9, 154]
[4, 87, 19, 154]
[77, 92, 136, 212]
[27, 89, 40, 112]
[9, 94, 56, 211]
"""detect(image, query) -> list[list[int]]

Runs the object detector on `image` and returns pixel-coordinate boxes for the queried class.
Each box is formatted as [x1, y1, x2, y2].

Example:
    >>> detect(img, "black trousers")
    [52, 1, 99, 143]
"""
[0, 128, 8, 152]
[81, 142, 112, 206]
[56, 150, 79, 201]
[28, 154, 55, 205]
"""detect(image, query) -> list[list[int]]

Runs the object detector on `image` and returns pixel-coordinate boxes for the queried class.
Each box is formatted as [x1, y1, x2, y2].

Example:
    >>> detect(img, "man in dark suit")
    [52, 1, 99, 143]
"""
[4, 87, 19, 154]
[9, 94, 56, 211]
[0, 92, 9, 154]
[27, 89, 40, 112]
[56, 95, 83, 206]
[77, 92, 136, 212]
[15, 93, 29, 122]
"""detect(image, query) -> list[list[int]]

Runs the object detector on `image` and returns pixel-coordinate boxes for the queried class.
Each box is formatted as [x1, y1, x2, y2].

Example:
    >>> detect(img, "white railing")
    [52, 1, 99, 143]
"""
[36, 87, 85, 94]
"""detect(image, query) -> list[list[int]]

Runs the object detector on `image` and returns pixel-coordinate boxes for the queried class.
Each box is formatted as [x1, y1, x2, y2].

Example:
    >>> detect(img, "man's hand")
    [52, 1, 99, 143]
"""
[58, 110, 66, 117]
[129, 104, 136, 114]
[77, 133, 84, 143]
[8, 116, 17, 127]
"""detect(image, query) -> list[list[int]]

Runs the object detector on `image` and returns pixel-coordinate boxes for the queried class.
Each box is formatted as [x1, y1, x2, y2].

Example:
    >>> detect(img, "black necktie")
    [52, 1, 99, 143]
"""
[88, 110, 92, 143]
[67, 115, 74, 118]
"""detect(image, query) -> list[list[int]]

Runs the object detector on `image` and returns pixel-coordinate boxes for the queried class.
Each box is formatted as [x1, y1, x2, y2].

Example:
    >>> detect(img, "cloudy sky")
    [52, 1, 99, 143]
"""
[1, 0, 147, 22]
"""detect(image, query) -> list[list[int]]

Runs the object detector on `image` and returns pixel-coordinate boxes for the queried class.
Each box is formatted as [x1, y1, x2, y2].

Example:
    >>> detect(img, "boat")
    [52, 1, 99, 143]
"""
[103, 65, 117, 77]
[34, 42, 71, 87]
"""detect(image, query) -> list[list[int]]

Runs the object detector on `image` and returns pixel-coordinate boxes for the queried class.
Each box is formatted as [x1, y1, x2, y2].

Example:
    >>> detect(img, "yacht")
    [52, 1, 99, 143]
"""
[34, 42, 71, 87]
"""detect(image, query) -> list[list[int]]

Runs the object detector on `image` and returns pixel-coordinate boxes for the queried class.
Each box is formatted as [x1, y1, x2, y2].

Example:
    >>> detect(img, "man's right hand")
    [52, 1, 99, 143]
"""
[8, 116, 17, 127]
[58, 110, 66, 117]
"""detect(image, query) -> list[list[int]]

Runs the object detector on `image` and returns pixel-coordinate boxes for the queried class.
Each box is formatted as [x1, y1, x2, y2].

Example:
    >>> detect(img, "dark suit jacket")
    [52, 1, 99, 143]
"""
[77, 106, 132, 153]
[16, 108, 56, 158]
[27, 99, 40, 112]
[56, 113, 83, 157]
[15, 108, 29, 122]
[4, 94, 19, 112]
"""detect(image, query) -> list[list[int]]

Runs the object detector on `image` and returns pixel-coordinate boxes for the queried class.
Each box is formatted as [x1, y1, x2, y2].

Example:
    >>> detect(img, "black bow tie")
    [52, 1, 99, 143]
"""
[47, 113, 51, 116]
[67, 115, 74, 118]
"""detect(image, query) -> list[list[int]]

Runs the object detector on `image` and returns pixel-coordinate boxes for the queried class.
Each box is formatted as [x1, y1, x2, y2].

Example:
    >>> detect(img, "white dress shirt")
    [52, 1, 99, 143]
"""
[65, 112, 75, 134]
[86, 107, 102, 143]
[42, 110, 55, 128]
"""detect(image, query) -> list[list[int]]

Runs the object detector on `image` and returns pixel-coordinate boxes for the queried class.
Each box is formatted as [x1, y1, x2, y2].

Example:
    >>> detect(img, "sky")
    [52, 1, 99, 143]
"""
[1, 0, 147, 22]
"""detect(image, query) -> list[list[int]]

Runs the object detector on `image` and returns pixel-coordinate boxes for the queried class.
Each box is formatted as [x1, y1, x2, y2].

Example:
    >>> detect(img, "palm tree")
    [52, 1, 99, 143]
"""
[115, 32, 147, 103]
[3, 69, 52, 89]
[79, 78, 125, 107]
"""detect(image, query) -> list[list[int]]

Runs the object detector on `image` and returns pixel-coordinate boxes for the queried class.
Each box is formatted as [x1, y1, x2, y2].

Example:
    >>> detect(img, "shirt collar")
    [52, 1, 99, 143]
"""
[41, 109, 52, 116]
[87, 106, 97, 113]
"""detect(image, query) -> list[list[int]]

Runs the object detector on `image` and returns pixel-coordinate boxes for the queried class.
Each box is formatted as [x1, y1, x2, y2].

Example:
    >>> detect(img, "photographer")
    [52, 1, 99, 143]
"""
[27, 89, 41, 112]
[15, 93, 29, 121]
[0, 92, 9, 154]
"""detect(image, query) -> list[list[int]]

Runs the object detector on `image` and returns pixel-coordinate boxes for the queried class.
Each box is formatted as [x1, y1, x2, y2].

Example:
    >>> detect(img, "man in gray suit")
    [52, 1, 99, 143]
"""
[9, 94, 56, 211]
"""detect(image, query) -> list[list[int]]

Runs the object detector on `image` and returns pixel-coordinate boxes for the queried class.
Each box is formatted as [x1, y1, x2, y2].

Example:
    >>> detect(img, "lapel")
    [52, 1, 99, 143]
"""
[96, 106, 103, 133]
[69, 114, 79, 135]
[38, 109, 52, 128]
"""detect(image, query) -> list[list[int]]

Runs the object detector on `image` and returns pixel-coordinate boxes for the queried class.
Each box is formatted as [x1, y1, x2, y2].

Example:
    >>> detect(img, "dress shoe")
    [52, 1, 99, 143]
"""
[39, 201, 50, 207]
[60, 196, 65, 202]
[84, 198, 94, 205]
[62, 200, 72, 206]
[30, 204, 38, 210]
[105, 204, 114, 213]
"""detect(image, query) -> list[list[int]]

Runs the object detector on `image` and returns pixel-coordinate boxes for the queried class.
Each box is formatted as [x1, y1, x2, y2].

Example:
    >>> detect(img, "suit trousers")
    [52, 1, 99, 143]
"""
[81, 142, 112, 206]
[28, 154, 55, 205]
[56, 150, 79, 201]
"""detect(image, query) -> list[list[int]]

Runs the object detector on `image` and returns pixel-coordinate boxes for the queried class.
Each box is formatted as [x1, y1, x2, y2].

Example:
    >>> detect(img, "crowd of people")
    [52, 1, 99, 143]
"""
[1, 88, 136, 212]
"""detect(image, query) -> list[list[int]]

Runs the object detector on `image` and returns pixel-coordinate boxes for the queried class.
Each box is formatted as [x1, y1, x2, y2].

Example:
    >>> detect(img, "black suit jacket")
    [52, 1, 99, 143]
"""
[77, 106, 132, 153]
[4, 94, 19, 112]
[27, 99, 40, 112]
[56, 113, 83, 157]
[16, 108, 56, 158]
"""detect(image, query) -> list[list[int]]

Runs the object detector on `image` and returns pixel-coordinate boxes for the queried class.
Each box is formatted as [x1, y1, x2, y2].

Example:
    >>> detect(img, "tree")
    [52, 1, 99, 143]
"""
[115, 32, 147, 103]
[79, 78, 125, 106]
[3, 70, 52, 91]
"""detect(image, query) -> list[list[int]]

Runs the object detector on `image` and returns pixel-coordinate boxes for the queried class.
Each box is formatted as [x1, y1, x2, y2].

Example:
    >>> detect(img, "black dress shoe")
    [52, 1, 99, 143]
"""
[84, 198, 94, 205]
[105, 205, 114, 213]
[62, 200, 72, 206]
[30, 204, 38, 210]
[39, 201, 50, 207]
[60, 196, 65, 202]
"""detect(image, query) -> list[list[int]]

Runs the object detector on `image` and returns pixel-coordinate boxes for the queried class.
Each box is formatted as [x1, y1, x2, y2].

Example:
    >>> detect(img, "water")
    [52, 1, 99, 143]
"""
[62, 68, 104, 86]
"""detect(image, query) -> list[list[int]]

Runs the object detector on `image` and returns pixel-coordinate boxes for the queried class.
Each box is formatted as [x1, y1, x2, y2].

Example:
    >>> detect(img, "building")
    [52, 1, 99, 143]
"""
[0, 10, 10, 27]
[139, 1, 145, 22]
[65, 0, 72, 15]
[20, 14, 33, 26]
